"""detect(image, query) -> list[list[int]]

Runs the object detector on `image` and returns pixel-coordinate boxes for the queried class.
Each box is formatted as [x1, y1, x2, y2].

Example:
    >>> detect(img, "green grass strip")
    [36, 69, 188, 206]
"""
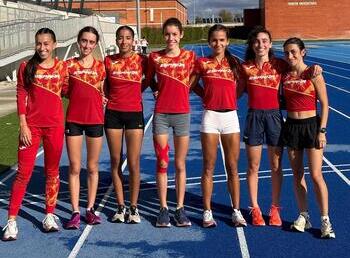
[0, 111, 19, 174]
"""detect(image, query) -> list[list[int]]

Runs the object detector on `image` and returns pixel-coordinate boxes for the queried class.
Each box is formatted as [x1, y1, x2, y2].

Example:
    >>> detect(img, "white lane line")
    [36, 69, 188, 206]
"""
[4, 164, 347, 202]
[329, 106, 350, 119]
[0, 149, 44, 186]
[67, 114, 154, 258]
[3, 169, 345, 206]
[322, 157, 350, 186]
[218, 139, 250, 258]
[324, 70, 350, 80]
[200, 45, 204, 57]
[231, 45, 350, 73]
[327, 83, 350, 94]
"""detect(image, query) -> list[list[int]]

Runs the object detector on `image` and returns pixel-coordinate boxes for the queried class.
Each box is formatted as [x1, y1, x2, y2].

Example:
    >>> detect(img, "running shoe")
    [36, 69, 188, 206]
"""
[249, 206, 266, 226]
[111, 205, 126, 223]
[321, 218, 335, 239]
[127, 205, 141, 224]
[2, 219, 18, 241]
[156, 207, 171, 227]
[174, 207, 191, 227]
[202, 210, 217, 228]
[269, 205, 282, 226]
[290, 213, 312, 232]
[85, 208, 101, 225]
[65, 212, 80, 229]
[42, 213, 59, 232]
[232, 209, 247, 227]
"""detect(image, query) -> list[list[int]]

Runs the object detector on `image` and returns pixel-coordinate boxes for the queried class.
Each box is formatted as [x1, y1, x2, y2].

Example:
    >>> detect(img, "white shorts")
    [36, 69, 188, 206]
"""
[200, 110, 240, 134]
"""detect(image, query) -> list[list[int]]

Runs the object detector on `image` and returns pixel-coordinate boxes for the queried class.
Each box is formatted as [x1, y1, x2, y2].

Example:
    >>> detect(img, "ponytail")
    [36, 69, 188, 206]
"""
[224, 49, 239, 80]
[24, 27, 56, 85]
[24, 52, 41, 85]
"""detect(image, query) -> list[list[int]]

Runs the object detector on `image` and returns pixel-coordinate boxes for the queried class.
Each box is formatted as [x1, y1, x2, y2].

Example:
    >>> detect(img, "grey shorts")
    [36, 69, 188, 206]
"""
[152, 113, 190, 137]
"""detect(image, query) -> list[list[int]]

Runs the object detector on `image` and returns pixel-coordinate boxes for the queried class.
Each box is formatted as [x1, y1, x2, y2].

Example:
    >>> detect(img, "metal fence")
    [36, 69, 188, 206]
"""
[0, 4, 63, 22]
[0, 15, 121, 59]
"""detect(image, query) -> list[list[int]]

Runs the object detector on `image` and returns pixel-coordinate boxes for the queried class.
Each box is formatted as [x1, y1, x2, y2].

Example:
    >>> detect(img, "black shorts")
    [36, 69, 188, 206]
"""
[282, 116, 320, 150]
[65, 122, 104, 137]
[243, 109, 283, 146]
[104, 109, 144, 130]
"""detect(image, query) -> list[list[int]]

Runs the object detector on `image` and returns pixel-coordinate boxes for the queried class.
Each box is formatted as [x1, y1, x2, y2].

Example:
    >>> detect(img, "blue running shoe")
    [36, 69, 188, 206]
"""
[156, 207, 171, 227]
[174, 207, 191, 227]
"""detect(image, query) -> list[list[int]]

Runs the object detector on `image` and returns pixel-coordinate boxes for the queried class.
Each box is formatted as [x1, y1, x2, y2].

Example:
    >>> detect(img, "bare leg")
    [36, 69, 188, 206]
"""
[246, 145, 263, 207]
[85, 136, 103, 209]
[200, 133, 219, 211]
[125, 129, 143, 206]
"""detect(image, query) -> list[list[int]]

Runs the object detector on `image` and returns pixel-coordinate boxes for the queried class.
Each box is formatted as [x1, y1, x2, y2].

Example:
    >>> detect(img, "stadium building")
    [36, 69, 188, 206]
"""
[68, 0, 187, 27]
[257, 0, 350, 40]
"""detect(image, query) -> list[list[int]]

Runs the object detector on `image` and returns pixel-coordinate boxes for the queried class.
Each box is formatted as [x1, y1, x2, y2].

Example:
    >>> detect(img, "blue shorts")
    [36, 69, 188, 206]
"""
[243, 109, 283, 146]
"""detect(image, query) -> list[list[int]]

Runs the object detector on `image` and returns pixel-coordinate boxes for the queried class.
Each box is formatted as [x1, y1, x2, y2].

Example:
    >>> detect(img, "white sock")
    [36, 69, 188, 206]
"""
[321, 215, 329, 222]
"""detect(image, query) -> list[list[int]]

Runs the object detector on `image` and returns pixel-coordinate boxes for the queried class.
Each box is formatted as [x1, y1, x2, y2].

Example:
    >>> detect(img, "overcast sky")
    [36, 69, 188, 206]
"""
[182, 0, 260, 20]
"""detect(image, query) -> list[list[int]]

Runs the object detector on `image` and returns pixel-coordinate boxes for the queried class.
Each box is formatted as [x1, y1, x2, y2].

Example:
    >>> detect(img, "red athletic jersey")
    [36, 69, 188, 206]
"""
[17, 58, 68, 127]
[105, 53, 147, 112]
[195, 56, 239, 110]
[241, 58, 288, 110]
[282, 68, 317, 112]
[147, 49, 196, 113]
[65, 58, 106, 124]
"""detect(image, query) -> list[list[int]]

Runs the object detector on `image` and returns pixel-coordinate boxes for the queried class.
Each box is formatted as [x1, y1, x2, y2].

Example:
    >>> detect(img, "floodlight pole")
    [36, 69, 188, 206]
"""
[136, 0, 141, 38]
[193, 0, 196, 24]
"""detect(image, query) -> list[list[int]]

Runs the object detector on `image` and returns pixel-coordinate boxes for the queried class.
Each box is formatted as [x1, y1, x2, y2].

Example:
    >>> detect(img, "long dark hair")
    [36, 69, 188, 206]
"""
[162, 17, 183, 34]
[116, 25, 135, 38]
[245, 26, 274, 61]
[208, 24, 239, 79]
[24, 28, 56, 85]
[78, 26, 100, 43]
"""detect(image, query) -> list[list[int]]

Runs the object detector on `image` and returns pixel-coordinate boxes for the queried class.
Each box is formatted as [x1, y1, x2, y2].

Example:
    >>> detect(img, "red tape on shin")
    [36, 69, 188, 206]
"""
[154, 142, 170, 174]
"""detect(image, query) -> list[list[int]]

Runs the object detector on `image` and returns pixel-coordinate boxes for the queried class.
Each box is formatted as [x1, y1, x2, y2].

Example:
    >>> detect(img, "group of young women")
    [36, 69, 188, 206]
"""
[2, 17, 335, 241]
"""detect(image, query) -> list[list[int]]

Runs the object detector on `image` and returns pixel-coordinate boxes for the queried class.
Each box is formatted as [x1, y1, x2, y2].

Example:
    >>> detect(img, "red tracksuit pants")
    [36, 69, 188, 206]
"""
[8, 126, 64, 217]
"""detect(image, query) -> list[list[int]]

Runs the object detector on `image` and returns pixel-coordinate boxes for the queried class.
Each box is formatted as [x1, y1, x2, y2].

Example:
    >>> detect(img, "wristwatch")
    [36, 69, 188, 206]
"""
[319, 127, 327, 133]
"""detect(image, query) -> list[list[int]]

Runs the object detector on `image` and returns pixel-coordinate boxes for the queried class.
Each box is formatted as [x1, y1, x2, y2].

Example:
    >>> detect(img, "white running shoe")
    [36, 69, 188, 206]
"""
[111, 205, 126, 223]
[203, 210, 217, 228]
[232, 209, 247, 227]
[127, 206, 141, 224]
[42, 213, 59, 232]
[321, 218, 335, 239]
[2, 220, 18, 241]
[291, 214, 312, 232]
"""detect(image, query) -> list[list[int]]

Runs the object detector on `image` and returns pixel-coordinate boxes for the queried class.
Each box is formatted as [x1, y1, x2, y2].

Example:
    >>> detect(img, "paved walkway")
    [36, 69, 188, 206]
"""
[0, 81, 16, 118]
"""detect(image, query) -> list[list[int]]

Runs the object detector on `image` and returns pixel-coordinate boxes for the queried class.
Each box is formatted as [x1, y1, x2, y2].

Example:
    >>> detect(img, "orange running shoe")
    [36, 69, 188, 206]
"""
[249, 206, 265, 226]
[269, 205, 282, 226]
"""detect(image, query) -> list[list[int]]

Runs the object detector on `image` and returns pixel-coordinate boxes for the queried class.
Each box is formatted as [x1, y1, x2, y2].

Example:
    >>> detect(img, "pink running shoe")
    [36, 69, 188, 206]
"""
[85, 209, 101, 225]
[65, 212, 80, 230]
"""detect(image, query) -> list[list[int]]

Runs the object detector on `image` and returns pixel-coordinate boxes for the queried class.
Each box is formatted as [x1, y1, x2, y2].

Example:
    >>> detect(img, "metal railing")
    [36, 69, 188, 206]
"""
[0, 15, 122, 59]
[0, 4, 63, 23]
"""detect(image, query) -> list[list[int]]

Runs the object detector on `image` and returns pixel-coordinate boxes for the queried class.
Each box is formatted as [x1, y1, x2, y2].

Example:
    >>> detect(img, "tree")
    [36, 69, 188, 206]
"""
[195, 16, 203, 24]
[218, 9, 234, 22]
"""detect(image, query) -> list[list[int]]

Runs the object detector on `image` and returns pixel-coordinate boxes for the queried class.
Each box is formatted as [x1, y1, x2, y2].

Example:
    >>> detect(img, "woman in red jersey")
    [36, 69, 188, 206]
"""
[191, 24, 247, 228]
[239, 26, 286, 227]
[3, 28, 68, 241]
[239, 26, 320, 227]
[282, 37, 335, 239]
[64, 26, 106, 229]
[146, 18, 196, 227]
[104, 26, 147, 224]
